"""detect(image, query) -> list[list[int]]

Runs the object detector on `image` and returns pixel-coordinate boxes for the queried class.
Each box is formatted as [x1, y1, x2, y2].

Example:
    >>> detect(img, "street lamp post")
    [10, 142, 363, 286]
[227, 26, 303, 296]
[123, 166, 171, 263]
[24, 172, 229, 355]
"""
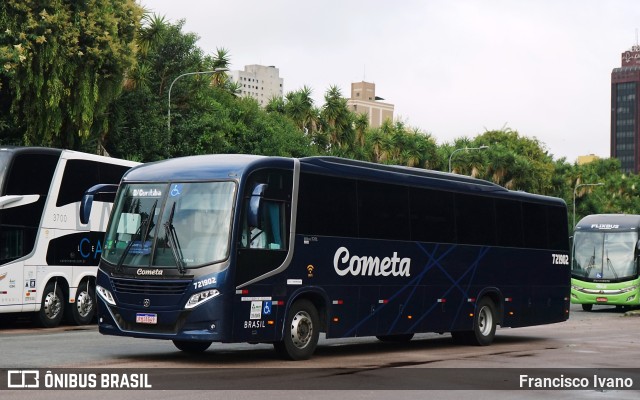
[448, 145, 489, 173]
[167, 68, 229, 138]
[573, 182, 604, 228]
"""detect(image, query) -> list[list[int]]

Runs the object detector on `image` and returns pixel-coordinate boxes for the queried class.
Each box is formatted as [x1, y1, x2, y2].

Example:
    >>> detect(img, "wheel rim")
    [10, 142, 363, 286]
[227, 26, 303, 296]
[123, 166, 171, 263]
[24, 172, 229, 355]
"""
[44, 291, 62, 320]
[76, 290, 94, 318]
[477, 305, 493, 337]
[289, 310, 313, 349]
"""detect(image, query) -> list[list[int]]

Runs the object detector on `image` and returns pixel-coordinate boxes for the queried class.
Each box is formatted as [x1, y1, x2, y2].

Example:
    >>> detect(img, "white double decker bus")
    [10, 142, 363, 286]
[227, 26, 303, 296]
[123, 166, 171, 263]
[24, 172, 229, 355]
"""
[0, 147, 137, 327]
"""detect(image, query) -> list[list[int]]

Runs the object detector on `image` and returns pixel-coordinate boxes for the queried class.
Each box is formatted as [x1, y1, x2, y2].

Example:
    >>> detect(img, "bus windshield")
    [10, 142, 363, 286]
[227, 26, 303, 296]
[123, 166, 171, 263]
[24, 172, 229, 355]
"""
[103, 181, 236, 269]
[572, 231, 638, 280]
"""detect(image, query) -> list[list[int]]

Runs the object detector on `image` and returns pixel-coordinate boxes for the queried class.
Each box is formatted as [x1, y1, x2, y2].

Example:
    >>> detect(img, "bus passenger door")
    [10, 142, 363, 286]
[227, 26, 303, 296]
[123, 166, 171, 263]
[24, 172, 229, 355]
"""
[233, 168, 293, 342]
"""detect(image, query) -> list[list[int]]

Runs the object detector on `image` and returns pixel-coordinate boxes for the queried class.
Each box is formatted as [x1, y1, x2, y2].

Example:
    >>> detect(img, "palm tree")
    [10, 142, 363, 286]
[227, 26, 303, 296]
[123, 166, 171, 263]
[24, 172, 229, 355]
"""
[124, 13, 168, 91]
[321, 85, 353, 149]
[353, 112, 368, 148]
[137, 13, 168, 57]
[266, 96, 286, 114]
[211, 47, 231, 87]
[284, 86, 318, 134]
[367, 128, 385, 163]
[224, 80, 242, 95]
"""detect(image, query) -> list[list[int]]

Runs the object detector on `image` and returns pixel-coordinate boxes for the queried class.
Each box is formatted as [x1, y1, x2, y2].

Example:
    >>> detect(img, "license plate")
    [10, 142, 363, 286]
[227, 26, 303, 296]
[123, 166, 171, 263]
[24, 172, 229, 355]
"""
[596, 297, 608, 303]
[136, 313, 158, 324]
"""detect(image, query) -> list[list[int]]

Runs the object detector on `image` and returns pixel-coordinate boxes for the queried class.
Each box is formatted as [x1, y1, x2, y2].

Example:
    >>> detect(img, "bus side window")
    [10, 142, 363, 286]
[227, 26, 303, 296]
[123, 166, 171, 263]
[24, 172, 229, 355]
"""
[244, 200, 284, 250]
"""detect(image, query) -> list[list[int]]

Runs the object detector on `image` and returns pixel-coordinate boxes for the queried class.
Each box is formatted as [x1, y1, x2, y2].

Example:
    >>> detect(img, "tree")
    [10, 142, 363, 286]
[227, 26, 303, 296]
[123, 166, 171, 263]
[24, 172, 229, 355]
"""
[470, 129, 555, 194]
[106, 17, 208, 160]
[283, 86, 319, 135]
[0, 0, 143, 151]
[320, 85, 353, 150]
[106, 16, 316, 161]
[210, 47, 231, 88]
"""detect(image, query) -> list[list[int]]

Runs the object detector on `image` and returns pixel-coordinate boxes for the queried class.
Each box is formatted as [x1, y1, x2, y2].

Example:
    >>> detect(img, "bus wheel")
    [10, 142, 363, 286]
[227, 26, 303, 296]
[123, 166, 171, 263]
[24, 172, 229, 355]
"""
[172, 340, 212, 353]
[376, 333, 414, 342]
[274, 299, 319, 360]
[471, 297, 497, 346]
[36, 282, 65, 328]
[581, 304, 593, 312]
[66, 281, 96, 325]
[452, 297, 497, 346]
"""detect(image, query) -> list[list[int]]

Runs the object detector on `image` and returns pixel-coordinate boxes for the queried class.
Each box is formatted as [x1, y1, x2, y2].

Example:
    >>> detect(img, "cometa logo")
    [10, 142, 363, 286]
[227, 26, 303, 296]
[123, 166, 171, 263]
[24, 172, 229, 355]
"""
[333, 246, 411, 277]
[136, 269, 163, 276]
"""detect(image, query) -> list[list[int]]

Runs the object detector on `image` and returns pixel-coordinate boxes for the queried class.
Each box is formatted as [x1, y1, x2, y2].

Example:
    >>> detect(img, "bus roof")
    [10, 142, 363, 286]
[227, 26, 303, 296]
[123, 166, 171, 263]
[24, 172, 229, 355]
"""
[299, 157, 565, 206]
[123, 154, 291, 182]
[0, 146, 62, 157]
[575, 214, 640, 231]
[0, 147, 138, 167]
[122, 154, 565, 207]
[300, 156, 505, 190]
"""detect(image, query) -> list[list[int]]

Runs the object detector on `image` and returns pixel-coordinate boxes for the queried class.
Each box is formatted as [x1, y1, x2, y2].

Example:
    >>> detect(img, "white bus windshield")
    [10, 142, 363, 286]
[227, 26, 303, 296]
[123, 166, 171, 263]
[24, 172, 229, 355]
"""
[572, 231, 638, 280]
[103, 181, 236, 269]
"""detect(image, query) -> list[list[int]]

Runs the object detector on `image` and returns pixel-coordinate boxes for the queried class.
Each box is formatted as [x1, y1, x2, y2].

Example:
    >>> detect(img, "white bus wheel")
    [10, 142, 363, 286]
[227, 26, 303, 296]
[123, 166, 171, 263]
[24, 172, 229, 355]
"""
[36, 282, 65, 328]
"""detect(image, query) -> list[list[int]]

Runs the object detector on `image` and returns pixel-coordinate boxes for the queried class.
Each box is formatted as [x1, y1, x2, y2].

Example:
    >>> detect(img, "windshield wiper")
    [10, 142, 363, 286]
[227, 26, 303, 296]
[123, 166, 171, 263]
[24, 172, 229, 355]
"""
[605, 250, 619, 280]
[164, 202, 186, 274]
[115, 200, 157, 273]
[584, 247, 596, 277]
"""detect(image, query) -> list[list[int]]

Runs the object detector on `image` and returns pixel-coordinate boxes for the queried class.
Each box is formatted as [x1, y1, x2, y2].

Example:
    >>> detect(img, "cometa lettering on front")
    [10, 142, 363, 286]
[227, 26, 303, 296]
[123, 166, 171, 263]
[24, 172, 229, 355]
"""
[333, 246, 411, 277]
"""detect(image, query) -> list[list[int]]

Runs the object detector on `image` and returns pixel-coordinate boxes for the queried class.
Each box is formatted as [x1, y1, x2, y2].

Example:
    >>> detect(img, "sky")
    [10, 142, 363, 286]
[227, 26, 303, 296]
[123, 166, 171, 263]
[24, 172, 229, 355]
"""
[141, 0, 640, 162]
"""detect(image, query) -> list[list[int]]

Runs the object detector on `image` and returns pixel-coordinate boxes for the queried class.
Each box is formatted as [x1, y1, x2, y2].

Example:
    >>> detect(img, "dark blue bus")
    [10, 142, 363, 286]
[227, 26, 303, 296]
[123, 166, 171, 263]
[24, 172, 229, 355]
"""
[90, 155, 570, 360]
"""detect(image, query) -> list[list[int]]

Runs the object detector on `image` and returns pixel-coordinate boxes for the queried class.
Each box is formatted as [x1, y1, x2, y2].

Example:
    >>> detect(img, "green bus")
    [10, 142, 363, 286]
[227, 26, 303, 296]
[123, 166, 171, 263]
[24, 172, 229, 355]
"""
[571, 214, 640, 311]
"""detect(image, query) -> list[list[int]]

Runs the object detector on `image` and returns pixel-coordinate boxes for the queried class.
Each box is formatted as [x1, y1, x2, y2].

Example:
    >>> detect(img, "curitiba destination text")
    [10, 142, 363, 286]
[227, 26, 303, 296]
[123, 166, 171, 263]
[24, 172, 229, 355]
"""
[519, 374, 635, 389]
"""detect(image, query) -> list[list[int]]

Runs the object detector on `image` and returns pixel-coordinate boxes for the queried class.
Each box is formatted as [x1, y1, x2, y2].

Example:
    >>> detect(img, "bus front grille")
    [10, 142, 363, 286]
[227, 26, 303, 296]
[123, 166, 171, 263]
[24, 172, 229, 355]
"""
[111, 277, 190, 295]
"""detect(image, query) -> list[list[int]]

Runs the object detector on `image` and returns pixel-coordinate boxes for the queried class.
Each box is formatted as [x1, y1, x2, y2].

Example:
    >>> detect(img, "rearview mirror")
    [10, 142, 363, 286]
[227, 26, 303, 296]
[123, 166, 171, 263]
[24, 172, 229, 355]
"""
[80, 184, 119, 224]
[248, 184, 268, 229]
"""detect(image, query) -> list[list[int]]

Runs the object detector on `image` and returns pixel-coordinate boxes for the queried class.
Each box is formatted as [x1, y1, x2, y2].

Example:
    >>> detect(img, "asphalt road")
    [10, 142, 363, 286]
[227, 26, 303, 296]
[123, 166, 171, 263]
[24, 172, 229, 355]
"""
[1, 304, 638, 399]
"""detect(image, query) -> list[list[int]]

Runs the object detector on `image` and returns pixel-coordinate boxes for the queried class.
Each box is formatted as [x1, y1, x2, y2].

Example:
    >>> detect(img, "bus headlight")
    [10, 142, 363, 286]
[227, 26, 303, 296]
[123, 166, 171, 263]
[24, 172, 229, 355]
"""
[96, 285, 116, 306]
[185, 289, 220, 310]
[620, 285, 638, 293]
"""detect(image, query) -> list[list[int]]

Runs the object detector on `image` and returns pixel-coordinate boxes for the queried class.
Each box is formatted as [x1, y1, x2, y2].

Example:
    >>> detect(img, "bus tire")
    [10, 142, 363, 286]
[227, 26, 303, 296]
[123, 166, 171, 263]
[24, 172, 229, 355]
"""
[36, 281, 65, 328]
[376, 333, 414, 342]
[470, 297, 497, 346]
[66, 280, 96, 325]
[172, 340, 212, 353]
[452, 297, 497, 346]
[274, 299, 319, 360]
[581, 304, 593, 311]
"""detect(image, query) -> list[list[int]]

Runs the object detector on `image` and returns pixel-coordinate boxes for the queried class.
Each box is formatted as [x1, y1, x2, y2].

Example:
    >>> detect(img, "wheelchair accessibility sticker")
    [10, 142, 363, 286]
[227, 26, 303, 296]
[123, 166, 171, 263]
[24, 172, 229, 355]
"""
[263, 301, 272, 316]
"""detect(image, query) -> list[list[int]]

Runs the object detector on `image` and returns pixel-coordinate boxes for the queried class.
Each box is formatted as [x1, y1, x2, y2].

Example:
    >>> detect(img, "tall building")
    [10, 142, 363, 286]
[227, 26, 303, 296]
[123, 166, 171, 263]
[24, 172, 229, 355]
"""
[611, 44, 640, 173]
[227, 65, 283, 107]
[346, 81, 394, 128]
